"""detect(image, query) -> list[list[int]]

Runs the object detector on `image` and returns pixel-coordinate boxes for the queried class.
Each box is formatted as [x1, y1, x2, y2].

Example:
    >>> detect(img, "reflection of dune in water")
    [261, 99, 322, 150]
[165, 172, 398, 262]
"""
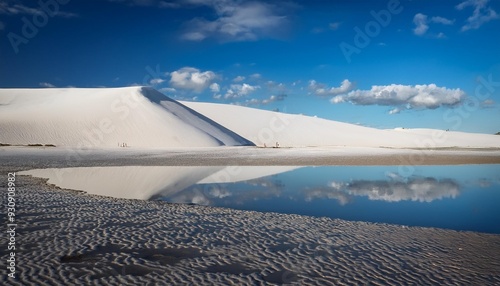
[174, 176, 461, 207]
[20, 166, 300, 201]
[168, 176, 287, 206]
[22, 165, 461, 206]
[20, 166, 222, 200]
[163, 172, 462, 206]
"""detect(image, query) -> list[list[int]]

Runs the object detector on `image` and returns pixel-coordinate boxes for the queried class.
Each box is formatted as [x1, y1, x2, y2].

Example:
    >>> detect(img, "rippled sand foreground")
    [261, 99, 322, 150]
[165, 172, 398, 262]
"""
[2, 174, 500, 285]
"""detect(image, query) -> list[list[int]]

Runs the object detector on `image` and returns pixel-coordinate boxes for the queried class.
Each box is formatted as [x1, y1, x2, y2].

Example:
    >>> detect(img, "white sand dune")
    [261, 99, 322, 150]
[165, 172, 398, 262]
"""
[1, 86, 498, 149]
[183, 101, 500, 148]
[0, 87, 253, 148]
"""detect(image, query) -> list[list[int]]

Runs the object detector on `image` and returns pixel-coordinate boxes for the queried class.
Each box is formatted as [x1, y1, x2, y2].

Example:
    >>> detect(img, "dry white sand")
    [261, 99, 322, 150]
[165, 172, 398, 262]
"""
[1, 171, 499, 285]
[1, 146, 500, 169]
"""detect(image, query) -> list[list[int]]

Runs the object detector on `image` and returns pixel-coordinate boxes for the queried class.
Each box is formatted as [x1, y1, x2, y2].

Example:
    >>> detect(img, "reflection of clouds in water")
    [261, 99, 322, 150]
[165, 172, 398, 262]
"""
[385, 172, 405, 182]
[166, 178, 285, 205]
[246, 178, 285, 189]
[168, 187, 211, 206]
[168, 172, 461, 206]
[304, 177, 460, 204]
[216, 178, 284, 204]
[476, 178, 500, 188]
[347, 178, 460, 202]
[302, 186, 351, 205]
[208, 186, 232, 198]
[478, 179, 492, 188]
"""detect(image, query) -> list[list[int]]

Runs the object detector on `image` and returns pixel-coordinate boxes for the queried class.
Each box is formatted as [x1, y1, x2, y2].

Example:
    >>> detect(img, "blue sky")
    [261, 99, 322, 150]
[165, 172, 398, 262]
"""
[1, 0, 499, 133]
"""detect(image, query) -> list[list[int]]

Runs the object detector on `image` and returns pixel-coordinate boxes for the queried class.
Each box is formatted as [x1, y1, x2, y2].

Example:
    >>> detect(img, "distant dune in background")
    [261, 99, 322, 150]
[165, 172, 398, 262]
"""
[183, 101, 500, 148]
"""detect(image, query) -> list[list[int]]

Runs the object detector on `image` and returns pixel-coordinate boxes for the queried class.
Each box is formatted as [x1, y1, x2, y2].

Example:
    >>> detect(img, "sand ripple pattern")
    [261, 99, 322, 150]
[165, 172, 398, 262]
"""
[1, 174, 500, 285]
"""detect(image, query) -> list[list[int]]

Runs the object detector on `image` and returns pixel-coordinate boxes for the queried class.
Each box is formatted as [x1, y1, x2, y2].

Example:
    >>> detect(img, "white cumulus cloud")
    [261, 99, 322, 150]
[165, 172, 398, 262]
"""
[233, 75, 245, 82]
[413, 13, 429, 35]
[149, 78, 165, 85]
[330, 84, 466, 110]
[388, 107, 403, 115]
[309, 79, 354, 96]
[169, 67, 217, 92]
[224, 83, 260, 99]
[209, 82, 220, 93]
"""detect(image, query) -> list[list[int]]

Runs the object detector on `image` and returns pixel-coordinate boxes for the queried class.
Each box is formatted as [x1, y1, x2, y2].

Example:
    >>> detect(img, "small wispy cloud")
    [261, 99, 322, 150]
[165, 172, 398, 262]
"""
[159, 87, 176, 94]
[311, 22, 341, 34]
[481, 99, 495, 108]
[329, 22, 341, 30]
[388, 107, 403, 115]
[39, 82, 56, 88]
[250, 73, 262, 80]
[180, 0, 294, 42]
[149, 78, 165, 86]
[243, 94, 287, 106]
[0, 1, 77, 18]
[413, 13, 454, 37]
[232, 76, 245, 82]
[456, 0, 499, 31]
[108, 0, 180, 8]
[431, 16, 455, 25]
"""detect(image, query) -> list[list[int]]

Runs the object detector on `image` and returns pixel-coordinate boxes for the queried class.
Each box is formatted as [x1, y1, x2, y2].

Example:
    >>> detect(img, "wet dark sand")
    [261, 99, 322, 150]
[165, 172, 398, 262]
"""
[1, 169, 500, 285]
